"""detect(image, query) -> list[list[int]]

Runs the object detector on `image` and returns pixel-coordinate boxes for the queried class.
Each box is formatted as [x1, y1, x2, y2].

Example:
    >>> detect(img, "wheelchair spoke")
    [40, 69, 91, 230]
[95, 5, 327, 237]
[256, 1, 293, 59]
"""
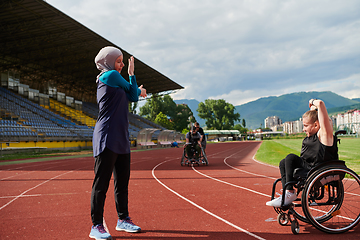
[302, 167, 360, 234]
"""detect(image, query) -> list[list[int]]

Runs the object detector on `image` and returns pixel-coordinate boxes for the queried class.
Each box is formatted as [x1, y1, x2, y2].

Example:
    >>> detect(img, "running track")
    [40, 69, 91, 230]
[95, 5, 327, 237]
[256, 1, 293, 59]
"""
[0, 142, 359, 239]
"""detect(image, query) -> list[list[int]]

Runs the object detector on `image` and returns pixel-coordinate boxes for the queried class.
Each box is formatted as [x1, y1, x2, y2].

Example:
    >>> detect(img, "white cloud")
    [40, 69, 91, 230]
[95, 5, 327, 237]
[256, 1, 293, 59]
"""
[208, 89, 266, 106]
[202, 74, 360, 106]
[310, 74, 360, 100]
[47, 0, 360, 104]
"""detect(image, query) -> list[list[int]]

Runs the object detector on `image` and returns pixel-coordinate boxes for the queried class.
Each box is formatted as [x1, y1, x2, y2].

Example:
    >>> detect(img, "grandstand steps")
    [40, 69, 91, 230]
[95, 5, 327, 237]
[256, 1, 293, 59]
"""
[48, 98, 96, 127]
[1, 86, 181, 150]
[1, 87, 93, 143]
[0, 109, 18, 121]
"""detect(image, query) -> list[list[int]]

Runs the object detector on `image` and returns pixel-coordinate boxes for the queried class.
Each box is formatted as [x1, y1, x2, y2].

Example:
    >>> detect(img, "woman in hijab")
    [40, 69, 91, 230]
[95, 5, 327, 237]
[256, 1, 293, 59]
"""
[90, 46, 146, 240]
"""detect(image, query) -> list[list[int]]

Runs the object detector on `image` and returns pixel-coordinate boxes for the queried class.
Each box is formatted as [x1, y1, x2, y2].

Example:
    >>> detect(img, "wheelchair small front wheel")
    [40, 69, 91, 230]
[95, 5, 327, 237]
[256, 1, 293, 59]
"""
[277, 213, 289, 226]
[291, 220, 300, 234]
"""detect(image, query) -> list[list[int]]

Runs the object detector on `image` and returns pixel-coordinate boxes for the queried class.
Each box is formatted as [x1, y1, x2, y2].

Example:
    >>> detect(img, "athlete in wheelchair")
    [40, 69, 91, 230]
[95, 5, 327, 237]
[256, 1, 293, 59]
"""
[266, 99, 360, 234]
[181, 125, 209, 166]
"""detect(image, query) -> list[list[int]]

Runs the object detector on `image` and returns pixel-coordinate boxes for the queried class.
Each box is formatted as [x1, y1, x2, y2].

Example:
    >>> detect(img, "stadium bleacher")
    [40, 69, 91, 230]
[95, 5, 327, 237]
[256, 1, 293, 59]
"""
[0, 87, 93, 142]
[1, 84, 182, 148]
[82, 102, 98, 119]
[1, 0, 185, 151]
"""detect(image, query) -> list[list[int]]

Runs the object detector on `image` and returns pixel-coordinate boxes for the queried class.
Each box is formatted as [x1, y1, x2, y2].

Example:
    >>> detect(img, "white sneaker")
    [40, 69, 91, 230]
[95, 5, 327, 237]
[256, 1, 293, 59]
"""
[266, 191, 297, 207]
[266, 195, 282, 207]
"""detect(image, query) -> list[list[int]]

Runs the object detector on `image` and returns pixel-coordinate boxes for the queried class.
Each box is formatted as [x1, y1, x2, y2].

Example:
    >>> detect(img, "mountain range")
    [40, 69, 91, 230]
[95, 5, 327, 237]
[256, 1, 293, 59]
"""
[175, 91, 360, 130]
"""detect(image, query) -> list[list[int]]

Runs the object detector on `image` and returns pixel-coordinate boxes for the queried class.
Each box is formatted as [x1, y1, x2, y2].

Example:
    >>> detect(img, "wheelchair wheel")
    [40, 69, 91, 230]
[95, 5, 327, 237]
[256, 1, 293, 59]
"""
[302, 166, 360, 234]
[201, 148, 209, 166]
[291, 220, 300, 234]
[277, 213, 289, 226]
[180, 151, 186, 166]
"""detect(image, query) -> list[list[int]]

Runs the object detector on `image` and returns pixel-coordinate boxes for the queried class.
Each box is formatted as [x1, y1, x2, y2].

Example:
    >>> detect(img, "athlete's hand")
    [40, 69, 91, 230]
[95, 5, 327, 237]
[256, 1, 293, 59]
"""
[138, 85, 147, 98]
[128, 56, 135, 76]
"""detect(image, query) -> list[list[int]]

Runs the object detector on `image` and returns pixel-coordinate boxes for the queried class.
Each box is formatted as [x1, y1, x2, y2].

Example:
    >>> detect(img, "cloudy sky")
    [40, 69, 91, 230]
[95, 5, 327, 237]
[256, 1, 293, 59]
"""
[47, 0, 360, 106]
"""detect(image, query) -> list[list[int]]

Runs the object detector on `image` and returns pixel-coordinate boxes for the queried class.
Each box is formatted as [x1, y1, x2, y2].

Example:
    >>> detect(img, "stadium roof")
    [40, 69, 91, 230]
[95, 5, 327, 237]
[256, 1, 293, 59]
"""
[0, 0, 183, 102]
[204, 130, 240, 135]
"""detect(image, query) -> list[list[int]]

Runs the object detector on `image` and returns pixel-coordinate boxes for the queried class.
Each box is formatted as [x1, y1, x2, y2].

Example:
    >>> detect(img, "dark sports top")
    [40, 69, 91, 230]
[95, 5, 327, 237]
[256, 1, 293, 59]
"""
[300, 133, 339, 168]
[186, 131, 201, 145]
[197, 127, 206, 143]
[92, 71, 139, 157]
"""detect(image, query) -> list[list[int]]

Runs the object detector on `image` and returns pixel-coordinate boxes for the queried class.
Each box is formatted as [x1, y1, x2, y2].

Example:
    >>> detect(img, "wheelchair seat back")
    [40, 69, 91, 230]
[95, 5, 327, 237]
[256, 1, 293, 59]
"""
[307, 160, 346, 178]
[293, 160, 346, 178]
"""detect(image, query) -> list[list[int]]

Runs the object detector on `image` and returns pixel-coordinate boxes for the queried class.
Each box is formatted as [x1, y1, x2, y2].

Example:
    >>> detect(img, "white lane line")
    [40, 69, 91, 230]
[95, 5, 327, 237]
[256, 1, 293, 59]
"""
[0, 165, 89, 211]
[192, 167, 270, 198]
[190, 147, 273, 199]
[152, 159, 266, 240]
[0, 158, 91, 181]
[250, 144, 278, 169]
[252, 157, 278, 169]
[224, 158, 277, 180]
[0, 171, 74, 211]
[0, 192, 84, 199]
[221, 147, 360, 221]
[206, 145, 277, 181]
[187, 144, 274, 198]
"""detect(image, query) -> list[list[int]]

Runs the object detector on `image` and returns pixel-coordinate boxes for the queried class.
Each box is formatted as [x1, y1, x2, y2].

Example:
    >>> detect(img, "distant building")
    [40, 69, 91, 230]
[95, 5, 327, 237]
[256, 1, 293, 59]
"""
[264, 116, 282, 129]
[337, 109, 360, 134]
[271, 125, 283, 132]
[283, 118, 303, 134]
[264, 109, 360, 135]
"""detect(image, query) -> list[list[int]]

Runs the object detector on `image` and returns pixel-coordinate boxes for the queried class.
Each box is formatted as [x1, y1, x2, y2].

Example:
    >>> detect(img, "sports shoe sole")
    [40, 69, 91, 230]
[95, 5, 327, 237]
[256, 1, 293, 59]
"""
[115, 226, 141, 233]
[89, 234, 112, 240]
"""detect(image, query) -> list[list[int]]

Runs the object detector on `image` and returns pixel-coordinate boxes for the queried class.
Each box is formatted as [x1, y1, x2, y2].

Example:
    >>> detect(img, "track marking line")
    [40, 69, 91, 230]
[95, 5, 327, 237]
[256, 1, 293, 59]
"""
[224, 158, 277, 181]
[0, 171, 73, 211]
[0, 165, 89, 211]
[191, 147, 272, 198]
[182, 144, 274, 198]
[152, 159, 266, 240]
[0, 192, 88, 199]
[248, 143, 279, 169]
[0, 158, 91, 181]
[192, 167, 270, 198]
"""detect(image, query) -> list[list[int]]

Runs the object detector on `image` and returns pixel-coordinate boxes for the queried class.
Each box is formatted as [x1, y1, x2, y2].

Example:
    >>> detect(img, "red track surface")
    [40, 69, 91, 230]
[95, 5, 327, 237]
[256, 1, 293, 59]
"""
[0, 141, 359, 239]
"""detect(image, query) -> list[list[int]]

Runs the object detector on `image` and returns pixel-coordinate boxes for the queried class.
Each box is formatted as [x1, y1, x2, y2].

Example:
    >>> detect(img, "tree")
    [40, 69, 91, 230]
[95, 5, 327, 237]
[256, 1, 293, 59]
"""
[197, 99, 240, 130]
[139, 93, 163, 122]
[154, 112, 174, 129]
[182, 128, 190, 135]
[172, 103, 195, 132]
[139, 94, 194, 132]
[234, 123, 248, 135]
[162, 95, 177, 118]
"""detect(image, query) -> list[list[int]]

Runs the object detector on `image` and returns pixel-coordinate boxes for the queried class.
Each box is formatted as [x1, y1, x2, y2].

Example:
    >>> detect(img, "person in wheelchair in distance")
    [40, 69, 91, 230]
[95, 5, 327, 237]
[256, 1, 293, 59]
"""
[184, 125, 203, 163]
[266, 98, 338, 208]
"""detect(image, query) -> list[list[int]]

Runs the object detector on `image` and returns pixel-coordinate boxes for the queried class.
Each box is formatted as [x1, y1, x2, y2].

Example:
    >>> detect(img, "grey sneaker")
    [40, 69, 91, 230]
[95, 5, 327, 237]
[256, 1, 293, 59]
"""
[89, 224, 112, 240]
[115, 217, 141, 233]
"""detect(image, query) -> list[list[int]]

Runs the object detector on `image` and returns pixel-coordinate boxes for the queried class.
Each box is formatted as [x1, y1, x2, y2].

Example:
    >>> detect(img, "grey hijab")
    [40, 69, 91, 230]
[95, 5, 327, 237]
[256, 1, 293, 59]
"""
[95, 46, 122, 82]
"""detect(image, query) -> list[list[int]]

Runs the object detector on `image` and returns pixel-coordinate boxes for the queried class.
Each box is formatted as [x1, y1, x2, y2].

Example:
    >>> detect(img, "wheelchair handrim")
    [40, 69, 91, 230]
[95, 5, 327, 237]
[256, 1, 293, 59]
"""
[303, 167, 360, 233]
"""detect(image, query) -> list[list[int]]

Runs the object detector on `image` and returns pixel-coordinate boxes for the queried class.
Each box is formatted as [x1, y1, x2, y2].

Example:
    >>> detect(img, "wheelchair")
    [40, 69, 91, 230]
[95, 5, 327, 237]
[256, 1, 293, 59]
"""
[269, 130, 360, 234]
[180, 143, 209, 166]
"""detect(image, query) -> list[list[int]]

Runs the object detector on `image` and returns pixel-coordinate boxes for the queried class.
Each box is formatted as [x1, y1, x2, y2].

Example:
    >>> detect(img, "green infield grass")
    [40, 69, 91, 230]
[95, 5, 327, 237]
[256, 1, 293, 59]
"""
[255, 137, 360, 175]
